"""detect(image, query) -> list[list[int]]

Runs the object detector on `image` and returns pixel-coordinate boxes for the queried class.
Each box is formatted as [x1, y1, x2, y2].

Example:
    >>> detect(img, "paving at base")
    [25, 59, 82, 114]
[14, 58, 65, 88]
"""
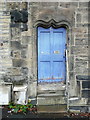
[1, 107, 90, 120]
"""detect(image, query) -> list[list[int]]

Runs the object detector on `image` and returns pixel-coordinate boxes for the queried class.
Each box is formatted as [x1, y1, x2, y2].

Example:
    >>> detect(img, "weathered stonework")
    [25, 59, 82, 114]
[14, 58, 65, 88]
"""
[0, 2, 89, 113]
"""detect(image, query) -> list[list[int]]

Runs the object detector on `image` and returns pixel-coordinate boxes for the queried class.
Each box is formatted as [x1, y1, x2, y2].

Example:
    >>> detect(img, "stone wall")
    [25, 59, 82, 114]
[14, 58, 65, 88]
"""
[0, 2, 89, 112]
[28, 1, 89, 108]
[0, 3, 12, 83]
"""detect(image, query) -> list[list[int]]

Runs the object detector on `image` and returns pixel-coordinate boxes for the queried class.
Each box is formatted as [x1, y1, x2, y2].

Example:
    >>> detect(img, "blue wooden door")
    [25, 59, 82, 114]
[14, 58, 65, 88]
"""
[38, 27, 66, 83]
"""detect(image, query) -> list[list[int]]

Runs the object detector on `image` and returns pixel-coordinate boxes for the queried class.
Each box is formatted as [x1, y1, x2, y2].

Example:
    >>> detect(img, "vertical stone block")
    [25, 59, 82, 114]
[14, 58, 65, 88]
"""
[76, 14, 81, 23]
[68, 56, 74, 71]
[28, 82, 37, 97]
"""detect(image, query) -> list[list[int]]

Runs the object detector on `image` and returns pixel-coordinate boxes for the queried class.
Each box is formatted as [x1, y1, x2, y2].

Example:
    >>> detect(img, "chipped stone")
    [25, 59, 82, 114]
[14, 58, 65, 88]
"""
[13, 85, 28, 104]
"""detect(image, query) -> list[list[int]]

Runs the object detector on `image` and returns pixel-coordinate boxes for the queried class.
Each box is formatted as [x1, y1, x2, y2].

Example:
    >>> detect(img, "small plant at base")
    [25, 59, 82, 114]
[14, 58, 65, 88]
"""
[8, 100, 36, 114]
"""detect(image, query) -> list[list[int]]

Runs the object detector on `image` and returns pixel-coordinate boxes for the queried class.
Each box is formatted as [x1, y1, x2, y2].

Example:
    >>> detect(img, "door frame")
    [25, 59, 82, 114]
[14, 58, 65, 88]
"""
[33, 19, 72, 110]
[35, 19, 71, 86]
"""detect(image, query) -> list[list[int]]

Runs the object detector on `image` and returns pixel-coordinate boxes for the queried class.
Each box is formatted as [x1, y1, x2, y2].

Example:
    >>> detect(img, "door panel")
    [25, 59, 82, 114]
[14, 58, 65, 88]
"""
[53, 32, 63, 54]
[38, 27, 66, 82]
[40, 31, 50, 55]
[39, 61, 51, 80]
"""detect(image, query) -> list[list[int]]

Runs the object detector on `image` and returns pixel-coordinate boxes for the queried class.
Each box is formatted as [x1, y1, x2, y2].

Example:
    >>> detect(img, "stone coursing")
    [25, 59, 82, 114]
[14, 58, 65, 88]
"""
[0, 3, 12, 83]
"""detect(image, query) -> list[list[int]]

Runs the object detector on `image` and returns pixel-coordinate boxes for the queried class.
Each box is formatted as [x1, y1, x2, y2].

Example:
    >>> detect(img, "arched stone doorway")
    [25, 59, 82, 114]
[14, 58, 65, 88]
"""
[34, 19, 71, 112]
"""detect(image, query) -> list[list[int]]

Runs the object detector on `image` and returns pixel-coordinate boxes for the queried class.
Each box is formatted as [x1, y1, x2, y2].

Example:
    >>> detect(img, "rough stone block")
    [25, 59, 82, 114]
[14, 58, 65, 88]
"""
[75, 33, 84, 38]
[12, 59, 27, 67]
[82, 14, 88, 23]
[81, 68, 88, 75]
[76, 75, 90, 80]
[21, 23, 28, 31]
[71, 46, 88, 55]
[73, 27, 88, 34]
[21, 50, 27, 58]
[77, 8, 88, 13]
[6, 2, 21, 10]
[75, 56, 88, 61]
[0, 33, 9, 38]
[21, 30, 32, 36]
[59, 2, 78, 8]
[40, 2, 58, 7]
[68, 56, 74, 71]
[70, 2, 78, 8]
[21, 2, 28, 10]
[79, 2, 88, 7]
[21, 67, 28, 75]
[0, 16, 10, 19]
[12, 51, 21, 58]
[76, 23, 88, 28]
[13, 75, 28, 83]
[75, 38, 88, 45]
[21, 44, 28, 49]
[74, 61, 88, 73]
[10, 23, 20, 28]
[11, 41, 21, 50]
[69, 72, 75, 81]
[76, 14, 81, 23]
[0, 36, 9, 41]
[3, 74, 28, 83]
[11, 27, 21, 40]
[69, 87, 77, 97]
[21, 36, 30, 45]
[75, 61, 87, 68]
[28, 82, 37, 97]
[7, 68, 21, 76]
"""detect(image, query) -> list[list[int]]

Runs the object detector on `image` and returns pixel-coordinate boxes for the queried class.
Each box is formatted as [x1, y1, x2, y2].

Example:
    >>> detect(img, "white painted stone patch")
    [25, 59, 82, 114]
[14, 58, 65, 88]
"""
[0, 84, 11, 105]
[13, 85, 27, 105]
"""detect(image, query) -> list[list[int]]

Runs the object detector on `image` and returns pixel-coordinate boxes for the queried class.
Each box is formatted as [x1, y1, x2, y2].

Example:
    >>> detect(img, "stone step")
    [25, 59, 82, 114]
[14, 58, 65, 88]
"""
[38, 83, 66, 91]
[38, 90, 65, 96]
[37, 95, 67, 105]
[38, 93, 64, 97]
[37, 104, 67, 113]
[69, 97, 88, 106]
